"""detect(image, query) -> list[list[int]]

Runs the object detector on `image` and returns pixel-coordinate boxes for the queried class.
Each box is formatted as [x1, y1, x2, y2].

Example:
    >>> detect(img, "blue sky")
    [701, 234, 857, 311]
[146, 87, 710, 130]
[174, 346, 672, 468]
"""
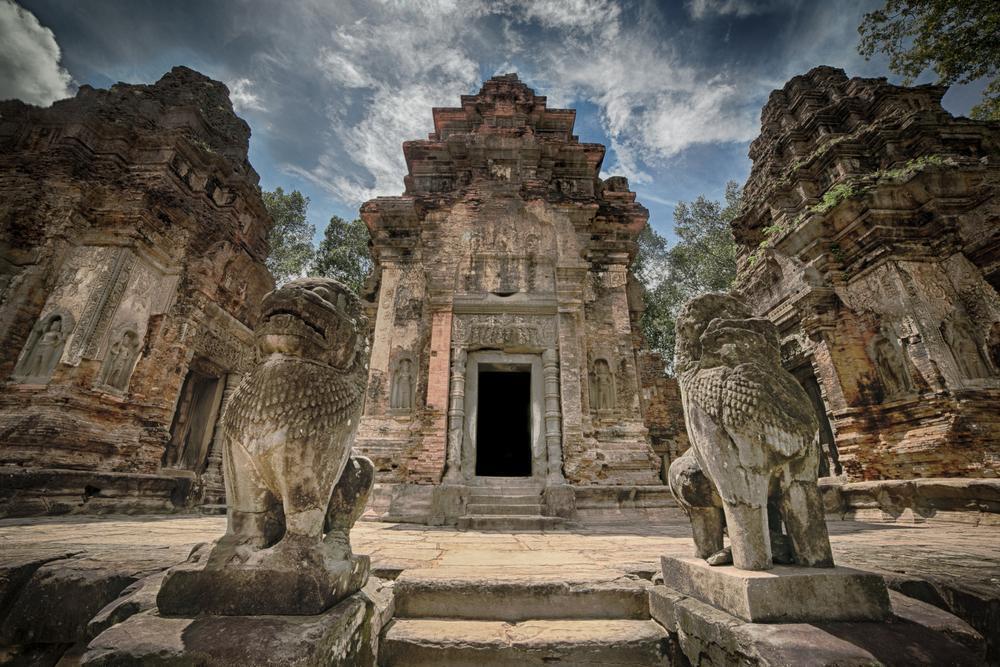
[1, 0, 987, 244]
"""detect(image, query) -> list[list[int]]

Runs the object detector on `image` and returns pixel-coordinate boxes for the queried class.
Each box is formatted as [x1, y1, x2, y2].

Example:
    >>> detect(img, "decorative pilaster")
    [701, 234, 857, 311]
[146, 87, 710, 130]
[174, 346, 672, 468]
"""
[444, 347, 467, 481]
[542, 347, 564, 482]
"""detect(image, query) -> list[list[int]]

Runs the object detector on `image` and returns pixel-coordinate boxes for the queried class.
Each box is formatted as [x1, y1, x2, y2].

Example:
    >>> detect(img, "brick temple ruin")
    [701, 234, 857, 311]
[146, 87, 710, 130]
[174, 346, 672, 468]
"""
[0, 67, 997, 525]
[355, 74, 677, 526]
[733, 67, 1000, 483]
[0, 67, 273, 516]
[1, 65, 998, 667]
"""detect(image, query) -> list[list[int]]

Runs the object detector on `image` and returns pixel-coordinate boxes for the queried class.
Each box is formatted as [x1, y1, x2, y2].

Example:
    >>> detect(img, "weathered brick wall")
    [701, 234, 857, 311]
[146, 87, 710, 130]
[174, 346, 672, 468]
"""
[733, 66, 1000, 480]
[355, 75, 662, 487]
[0, 67, 272, 515]
[638, 351, 689, 480]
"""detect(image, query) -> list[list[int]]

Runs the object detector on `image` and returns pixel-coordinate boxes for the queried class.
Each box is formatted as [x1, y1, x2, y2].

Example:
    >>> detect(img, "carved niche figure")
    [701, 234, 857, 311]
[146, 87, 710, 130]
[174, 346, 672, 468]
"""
[157, 277, 374, 616]
[868, 328, 913, 398]
[390, 357, 415, 411]
[590, 358, 615, 411]
[669, 292, 833, 571]
[14, 313, 70, 381]
[98, 328, 141, 391]
[989, 322, 1000, 372]
[941, 315, 992, 379]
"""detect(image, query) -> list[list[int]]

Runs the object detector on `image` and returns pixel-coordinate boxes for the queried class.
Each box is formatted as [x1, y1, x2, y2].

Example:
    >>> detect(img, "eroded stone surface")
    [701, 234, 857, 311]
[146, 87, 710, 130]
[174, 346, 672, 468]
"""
[2, 512, 998, 662]
[651, 584, 984, 666]
[157, 278, 374, 616]
[671, 292, 834, 570]
[354, 73, 670, 510]
[83, 592, 377, 667]
[732, 66, 1000, 480]
[0, 67, 273, 517]
[661, 556, 890, 623]
[382, 618, 669, 666]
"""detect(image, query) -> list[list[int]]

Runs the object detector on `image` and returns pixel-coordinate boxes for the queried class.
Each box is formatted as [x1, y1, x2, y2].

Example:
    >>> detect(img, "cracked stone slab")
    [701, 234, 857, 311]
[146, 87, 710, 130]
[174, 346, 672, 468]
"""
[662, 555, 891, 623]
[382, 618, 668, 666]
[394, 566, 651, 621]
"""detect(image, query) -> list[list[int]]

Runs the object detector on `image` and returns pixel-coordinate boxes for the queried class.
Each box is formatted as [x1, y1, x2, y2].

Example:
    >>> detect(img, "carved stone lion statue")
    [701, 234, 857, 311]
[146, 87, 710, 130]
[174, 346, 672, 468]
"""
[158, 277, 374, 616]
[669, 292, 833, 571]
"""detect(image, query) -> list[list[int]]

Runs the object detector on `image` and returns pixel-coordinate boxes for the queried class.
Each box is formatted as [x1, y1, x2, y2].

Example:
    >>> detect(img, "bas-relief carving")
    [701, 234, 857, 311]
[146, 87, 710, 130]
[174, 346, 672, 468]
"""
[867, 327, 913, 398]
[989, 322, 1000, 372]
[68, 247, 136, 363]
[389, 355, 415, 411]
[96, 327, 141, 392]
[589, 358, 616, 411]
[13, 310, 73, 382]
[452, 313, 556, 350]
[941, 314, 992, 380]
[460, 209, 555, 296]
[670, 292, 833, 571]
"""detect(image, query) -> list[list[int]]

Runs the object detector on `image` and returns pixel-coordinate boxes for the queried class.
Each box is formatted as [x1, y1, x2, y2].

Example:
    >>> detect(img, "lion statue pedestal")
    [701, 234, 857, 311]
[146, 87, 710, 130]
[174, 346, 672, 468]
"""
[158, 277, 373, 617]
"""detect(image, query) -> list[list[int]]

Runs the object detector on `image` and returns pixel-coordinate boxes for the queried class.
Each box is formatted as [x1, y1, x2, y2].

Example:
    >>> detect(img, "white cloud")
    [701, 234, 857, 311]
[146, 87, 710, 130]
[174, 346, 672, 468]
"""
[686, 0, 776, 20]
[508, 11, 760, 183]
[254, 0, 792, 203]
[228, 78, 266, 112]
[0, 0, 72, 106]
[294, 3, 481, 204]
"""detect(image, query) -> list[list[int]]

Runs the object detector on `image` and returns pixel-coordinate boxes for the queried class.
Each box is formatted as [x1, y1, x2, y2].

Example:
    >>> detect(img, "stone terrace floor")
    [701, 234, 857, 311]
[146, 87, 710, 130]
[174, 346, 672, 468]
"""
[2, 511, 998, 597]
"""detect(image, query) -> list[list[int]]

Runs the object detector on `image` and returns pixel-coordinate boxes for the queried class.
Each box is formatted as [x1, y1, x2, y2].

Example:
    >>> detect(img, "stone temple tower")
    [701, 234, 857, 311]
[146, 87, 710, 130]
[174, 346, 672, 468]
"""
[733, 67, 1000, 481]
[355, 74, 661, 524]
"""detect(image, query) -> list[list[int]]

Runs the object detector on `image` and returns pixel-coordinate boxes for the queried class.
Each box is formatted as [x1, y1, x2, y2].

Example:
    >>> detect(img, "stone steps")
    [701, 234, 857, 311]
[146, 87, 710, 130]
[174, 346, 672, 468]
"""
[381, 618, 668, 666]
[467, 494, 541, 505]
[393, 568, 652, 621]
[457, 515, 564, 531]
[381, 567, 667, 666]
[466, 503, 544, 516]
[459, 484, 563, 531]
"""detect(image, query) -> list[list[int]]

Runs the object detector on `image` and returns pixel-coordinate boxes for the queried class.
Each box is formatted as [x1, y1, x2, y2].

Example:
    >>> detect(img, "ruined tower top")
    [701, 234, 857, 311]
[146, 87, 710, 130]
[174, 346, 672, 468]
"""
[428, 73, 577, 142]
[390, 72, 643, 222]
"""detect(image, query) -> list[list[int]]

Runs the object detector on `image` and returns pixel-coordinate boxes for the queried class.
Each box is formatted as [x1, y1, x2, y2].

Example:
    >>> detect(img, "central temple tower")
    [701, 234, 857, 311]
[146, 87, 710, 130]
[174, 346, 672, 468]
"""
[356, 74, 661, 523]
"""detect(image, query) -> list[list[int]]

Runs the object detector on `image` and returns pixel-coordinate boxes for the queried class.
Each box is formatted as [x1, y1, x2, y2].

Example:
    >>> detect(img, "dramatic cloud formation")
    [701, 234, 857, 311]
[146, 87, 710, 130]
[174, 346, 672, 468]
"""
[0, 0, 71, 106]
[227, 78, 265, 112]
[12, 0, 984, 240]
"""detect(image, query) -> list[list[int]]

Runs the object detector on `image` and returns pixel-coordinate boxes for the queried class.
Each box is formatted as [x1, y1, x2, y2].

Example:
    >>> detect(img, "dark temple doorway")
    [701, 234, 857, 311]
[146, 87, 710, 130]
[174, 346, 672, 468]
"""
[476, 369, 532, 477]
[163, 364, 225, 472]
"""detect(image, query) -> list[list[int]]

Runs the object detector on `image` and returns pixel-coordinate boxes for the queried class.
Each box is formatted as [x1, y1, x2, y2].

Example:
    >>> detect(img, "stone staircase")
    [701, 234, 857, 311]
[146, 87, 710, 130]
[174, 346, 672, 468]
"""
[456, 478, 564, 531]
[380, 567, 669, 665]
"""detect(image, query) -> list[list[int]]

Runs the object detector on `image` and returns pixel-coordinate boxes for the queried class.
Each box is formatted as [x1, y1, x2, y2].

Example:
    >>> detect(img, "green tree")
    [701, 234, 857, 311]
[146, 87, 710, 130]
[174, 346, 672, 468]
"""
[637, 181, 740, 372]
[311, 215, 372, 295]
[858, 0, 1000, 120]
[262, 187, 315, 285]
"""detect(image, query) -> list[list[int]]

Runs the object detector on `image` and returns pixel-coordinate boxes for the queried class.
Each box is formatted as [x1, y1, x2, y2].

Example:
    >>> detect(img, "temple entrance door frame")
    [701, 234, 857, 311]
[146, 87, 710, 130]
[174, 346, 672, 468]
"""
[462, 351, 546, 484]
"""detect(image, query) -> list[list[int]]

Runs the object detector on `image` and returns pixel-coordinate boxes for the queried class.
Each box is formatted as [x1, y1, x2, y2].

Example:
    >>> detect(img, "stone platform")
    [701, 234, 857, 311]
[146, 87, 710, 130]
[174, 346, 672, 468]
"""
[1, 510, 998, 664]
[157, 545, 369, 616]
[661, 556, 891, 623]
[82, 589, 379, 666]
[650, 585, 985, 665]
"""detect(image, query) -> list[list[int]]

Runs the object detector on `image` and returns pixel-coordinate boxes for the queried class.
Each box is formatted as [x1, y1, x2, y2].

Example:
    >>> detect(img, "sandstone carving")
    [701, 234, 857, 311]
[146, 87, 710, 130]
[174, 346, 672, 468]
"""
[591, 358, 616, 411]
[732, 66, 1000, 480]
[354, 74, 665, 498]
[157, 277, 373, 615]
[390, 357, 415, 411]
[0, 66, 273, 517]
[868, 328, 913, 398]
[942, 315, 991, 379]
[671, 292, 833, 570]
[13, 312, 71, 382]
[97, 329, 141, 392]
